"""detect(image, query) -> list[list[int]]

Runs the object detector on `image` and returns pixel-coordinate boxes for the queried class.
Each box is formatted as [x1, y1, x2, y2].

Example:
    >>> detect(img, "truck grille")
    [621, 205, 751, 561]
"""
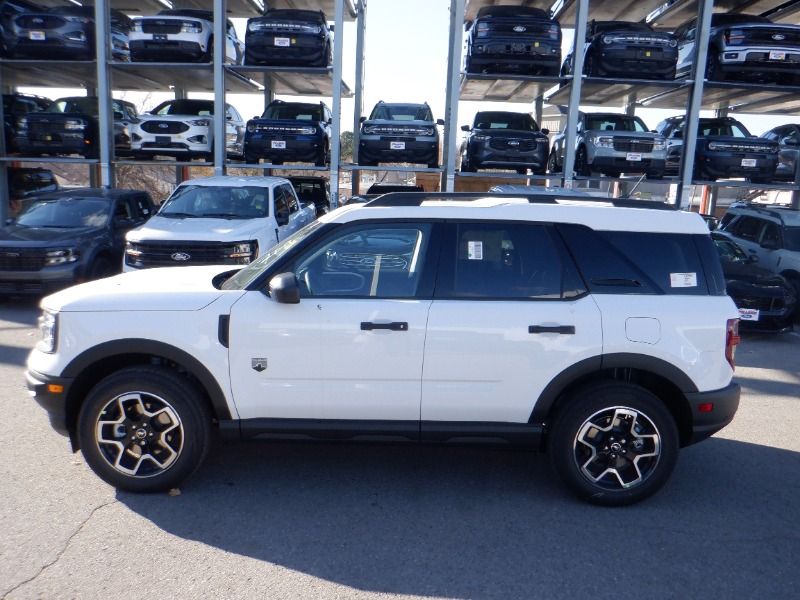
[743, 28, 800, 46]
[141, 121, 190, 134]
[0, 248, 46, 271]
[141, 21, 183, 34]
[489, 138, 538, 151]
[738, 296, 784, 311]
[127, 241, 244, 267]
[613, 138, 654, 152]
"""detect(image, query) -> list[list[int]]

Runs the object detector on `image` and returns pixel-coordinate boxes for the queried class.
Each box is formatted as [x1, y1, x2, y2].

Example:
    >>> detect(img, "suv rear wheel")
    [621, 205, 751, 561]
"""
[548, 382, 679, 506]
[77, 367, 212, 492]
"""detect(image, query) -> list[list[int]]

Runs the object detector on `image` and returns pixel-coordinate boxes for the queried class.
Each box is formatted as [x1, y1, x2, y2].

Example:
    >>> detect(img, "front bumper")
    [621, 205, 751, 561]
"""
[469, 140, 547, 170]
[594, 47, 677, 78]
[0, 263, 82, 295]
[467, 39, 560, 74]
[133, 124, 212, 155]
[245, 133, 323, 162]
[17, 133, 94, 157]
[719, 47, 800, 79]
[359, 138, 438, 166]
[685, 382, 740, 445]
[9, 35, 92, 59]
[26, 368, 73, 437]
[130, 39, 206, 61]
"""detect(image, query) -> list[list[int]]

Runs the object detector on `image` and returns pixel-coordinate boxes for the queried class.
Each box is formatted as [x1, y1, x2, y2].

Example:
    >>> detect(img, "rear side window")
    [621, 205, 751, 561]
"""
[557, 224, 717, 295]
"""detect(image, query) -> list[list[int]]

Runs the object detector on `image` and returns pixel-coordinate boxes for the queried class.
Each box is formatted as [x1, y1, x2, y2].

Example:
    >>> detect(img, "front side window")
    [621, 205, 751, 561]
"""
[439, 223, 584, 300]
[294, 224, 432, 298]
[729, 216, 764, 242]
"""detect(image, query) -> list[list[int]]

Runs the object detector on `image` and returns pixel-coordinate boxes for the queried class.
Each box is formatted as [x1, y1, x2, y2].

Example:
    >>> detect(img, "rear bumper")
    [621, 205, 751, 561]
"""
[685, 382, 740, 445]
[26, 368, 73, 437]
[245, 134, 324, 162]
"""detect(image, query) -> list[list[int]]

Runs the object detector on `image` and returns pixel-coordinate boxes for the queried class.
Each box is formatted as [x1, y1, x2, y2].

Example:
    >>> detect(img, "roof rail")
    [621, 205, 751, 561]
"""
[365, 191, 680, 210]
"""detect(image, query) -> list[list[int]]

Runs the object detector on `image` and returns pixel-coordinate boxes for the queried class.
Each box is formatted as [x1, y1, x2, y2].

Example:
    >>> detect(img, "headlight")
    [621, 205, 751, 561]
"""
[125, 242, 142, 257]
[299, 126, 315, 135]
[246, 123, 256, 133]
[64, 120, 86, 131]
[248, 21, 265, 32]
[472, 134, 490, 142]
[18, 117, 27, 129]
[131, 21, 143, 32]
[593, 136, 614, 148]
[708, 142, 720, 151]
[653, 139, 666, 150]
[37, 310, 57, 354]
[44, 248, 79, 266]
[603, 35, 613, 44]
[229, 241, 257, 263]
[181, 21, 202, 33]
[363, 125, 378, 134]
[64, 16, 90, 23]
[190, 119, 210, 127]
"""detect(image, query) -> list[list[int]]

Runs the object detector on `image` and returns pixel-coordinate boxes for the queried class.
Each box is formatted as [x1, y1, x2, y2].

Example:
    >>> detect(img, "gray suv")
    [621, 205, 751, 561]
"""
[548, 112, 666, 178]
[358, 101, 443, 168]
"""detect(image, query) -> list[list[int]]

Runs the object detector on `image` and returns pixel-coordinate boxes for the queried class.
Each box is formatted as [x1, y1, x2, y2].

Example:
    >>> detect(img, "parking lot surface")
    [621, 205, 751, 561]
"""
[1, 299, 799, 600]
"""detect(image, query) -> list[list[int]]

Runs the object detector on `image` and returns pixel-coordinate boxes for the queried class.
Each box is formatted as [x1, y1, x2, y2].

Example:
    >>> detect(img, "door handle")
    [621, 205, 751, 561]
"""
[529, 325, 575, 335]
[361, 322, 408, 331]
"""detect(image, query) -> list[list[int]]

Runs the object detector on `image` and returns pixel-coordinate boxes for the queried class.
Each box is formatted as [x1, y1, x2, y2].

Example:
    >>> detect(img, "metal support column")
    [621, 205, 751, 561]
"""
[351, 0, 367, 195]
[533, 96, 543, 128]
[94, 0, 114, 188]
[676, 0, 713, 209]
[213, 0, 226, 176]
[624, 93, 636, 116]
[562, 0, 589, 189]
[174, 87, 187, 186]
[0, 68, 7, 222]
[328, 0, 346, 208]
[442, 0, 465, 193]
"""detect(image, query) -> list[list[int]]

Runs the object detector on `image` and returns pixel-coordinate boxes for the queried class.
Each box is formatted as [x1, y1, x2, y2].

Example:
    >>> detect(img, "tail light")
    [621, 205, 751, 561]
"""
[725, 318, 740, 370]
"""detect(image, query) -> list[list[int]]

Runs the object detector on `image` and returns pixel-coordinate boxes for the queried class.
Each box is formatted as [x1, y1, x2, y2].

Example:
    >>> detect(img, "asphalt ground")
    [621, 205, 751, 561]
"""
[1, 298, 798, 599]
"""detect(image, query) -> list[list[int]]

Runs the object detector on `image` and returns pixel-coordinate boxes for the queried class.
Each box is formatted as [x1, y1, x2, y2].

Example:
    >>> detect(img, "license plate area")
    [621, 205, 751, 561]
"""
[271, 140, 286, 149]
[741, 158, 757, 167]
[626, 152, 643, 162]
[274, 37, 290, 47]
[155, 136, 171, 145]
[769, 50, 786, 61]
[738, 308, 760, 321]
[153, 34, 168, 41]
[390, 141, 406, 150]
[28, 31, 45, 41]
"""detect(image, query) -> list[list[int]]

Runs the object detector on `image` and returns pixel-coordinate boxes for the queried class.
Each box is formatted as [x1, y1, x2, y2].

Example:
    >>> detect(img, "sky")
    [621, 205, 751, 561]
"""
[18, 0, 796, 140]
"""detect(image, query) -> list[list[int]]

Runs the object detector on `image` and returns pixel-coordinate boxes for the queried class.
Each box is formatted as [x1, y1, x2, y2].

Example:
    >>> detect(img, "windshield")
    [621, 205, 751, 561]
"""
[152, 100, 214, 116]
[585, 115, 648, 132]
[474, 112, 537, 131]
[784, 226, 800, 251]
[17, 198, 110, 228]
[47, 98, 96, 116]
[700, 121, 751, 137]
[369, 104, 433, 121]
[714, 238, 749, 262]
[222, 220, 325, 290]
[262, 104, 322, 121]
[159, 186, 270, 219]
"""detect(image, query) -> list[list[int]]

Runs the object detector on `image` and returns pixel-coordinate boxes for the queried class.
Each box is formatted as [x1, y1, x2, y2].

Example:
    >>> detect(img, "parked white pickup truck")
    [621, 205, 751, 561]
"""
[124, 176, 315, 271]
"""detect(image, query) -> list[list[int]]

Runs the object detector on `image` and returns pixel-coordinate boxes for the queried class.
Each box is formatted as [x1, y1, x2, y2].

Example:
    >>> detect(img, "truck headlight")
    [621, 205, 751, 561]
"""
[181, 21, 202, 34]
[44, 248, 79, 266]
[37, 310, 58, 354]
[653, 138, 666, 150]
[299, 127, 315, 135]
[229, 241, 258, 263]
[592, 136, 615, 148]
[64, 119, 86, 131]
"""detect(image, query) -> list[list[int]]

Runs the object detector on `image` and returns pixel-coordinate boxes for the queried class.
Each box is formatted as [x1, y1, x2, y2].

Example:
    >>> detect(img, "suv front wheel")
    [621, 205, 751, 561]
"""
[548, 382, 679, 506]
[77, 367, 212, 492]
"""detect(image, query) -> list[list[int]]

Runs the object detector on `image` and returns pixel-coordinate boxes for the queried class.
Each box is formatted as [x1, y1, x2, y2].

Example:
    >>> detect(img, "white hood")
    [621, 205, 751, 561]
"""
[127, 215, 268, 243]
[42, 265, 240, 313]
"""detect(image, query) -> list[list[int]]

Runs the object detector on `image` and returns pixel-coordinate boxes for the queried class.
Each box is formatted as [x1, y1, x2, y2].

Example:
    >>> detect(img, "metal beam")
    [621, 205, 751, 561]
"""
[442, 0, 465, 192]
[95, 0, 113, 187]
[351, 0, 366, 195]
[328, 0, 346, 208]
[561, 0, 588, 189]
[213, 0, 226, 176]
[676, 0, 713, 209]
[0, 67, 7, 223]
[533, 95, 543, 128]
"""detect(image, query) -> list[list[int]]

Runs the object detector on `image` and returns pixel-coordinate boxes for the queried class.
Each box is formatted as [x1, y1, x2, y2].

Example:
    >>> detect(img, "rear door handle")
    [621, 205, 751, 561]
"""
[361, 322, 409, 332]
[529, 325, 575, 335]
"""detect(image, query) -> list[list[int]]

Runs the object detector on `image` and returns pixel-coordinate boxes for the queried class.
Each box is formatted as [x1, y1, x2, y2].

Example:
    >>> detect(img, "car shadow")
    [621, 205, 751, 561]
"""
[0, 297, 40, 327]
[116, 438, 800, 598]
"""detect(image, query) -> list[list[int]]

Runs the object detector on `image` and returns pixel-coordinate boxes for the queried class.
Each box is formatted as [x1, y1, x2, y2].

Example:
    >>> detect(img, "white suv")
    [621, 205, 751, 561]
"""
[131, 99, 245, 160]
[26, 193, 741, 506]
[124, 176, 315, 271]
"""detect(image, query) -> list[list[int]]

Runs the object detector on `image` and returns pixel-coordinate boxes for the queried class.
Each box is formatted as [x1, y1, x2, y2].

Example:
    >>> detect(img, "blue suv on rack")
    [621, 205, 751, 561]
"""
[244, 100, 332, 166]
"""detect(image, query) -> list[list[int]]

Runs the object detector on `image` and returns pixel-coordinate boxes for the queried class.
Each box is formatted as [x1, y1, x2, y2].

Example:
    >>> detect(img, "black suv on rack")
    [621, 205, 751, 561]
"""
[245, 8, 331, 67]
[15, 96, 138, 158]
[3, 92, 50, 152]
[561, 20, 677, 79]
[656, 116, 779, 182]
[464, 5, 561, 76]
[358, 101, 443, 168]
[289, 176, 330, 216]
[674, 13, 800, 83]
[459, 110, 549, 174]
[7, 5, 132, 60]
[244, 100, 332, 166]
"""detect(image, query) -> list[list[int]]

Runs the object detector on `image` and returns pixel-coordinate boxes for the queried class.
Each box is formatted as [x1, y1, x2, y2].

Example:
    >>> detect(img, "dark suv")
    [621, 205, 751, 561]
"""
[0, 188, 153, 296]
[460, 111, 549, 174]
[358, 101, 443, 168]
[244, 100, 332, 166]
[288, 176, 330, 216]
[7, 5, 132, 60]
[656, 116, 779, 182]
[245, 8, 331, 67]
[561, 20, 677, 79]
[464, 5, 561, 76]
[3, 92, 50, 152]
[675, 13, 800, 83]
[15, 96, 137, 158]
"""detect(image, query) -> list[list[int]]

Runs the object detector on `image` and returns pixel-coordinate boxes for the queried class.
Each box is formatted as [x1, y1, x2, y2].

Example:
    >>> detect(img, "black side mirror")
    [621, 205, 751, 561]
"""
[651, 129, 658, 134]
[276, 209, 290, 226]
[269, 272, 300, 304]
[113, 111, 124, 120]
[436, 119, 445, 126]
[327, 118, 333, 125]
[359, 116, 366, 123]
[329, 24, 335, 32]
[461, 124, 470, 132]
[673, 130, 683, 139]
[226, 115, 233, 120]
[541, 128, 550, 136]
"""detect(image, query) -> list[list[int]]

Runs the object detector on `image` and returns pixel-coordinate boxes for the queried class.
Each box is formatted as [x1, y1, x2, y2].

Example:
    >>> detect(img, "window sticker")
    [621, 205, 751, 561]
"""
[670, 272, 697, 288]
[467, 241, 483, 260]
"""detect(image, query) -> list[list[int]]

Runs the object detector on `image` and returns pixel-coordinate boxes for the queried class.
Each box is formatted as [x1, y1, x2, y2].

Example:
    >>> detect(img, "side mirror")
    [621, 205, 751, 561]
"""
[252, 115, 259, 120]
[651, 129, 658, 134]
[359, 116, 366, 123]
[329, 24, 335, 32]
[436, 118, 445, 126]
[226, 115, 233, 120]
[113, 111, 124, 120]
[275, 209, 290, 226]
[269, 272, 300, 304]
[541, 128, 550, 136]
[461, 124, 470, 132]
[327, 118, 332, 125]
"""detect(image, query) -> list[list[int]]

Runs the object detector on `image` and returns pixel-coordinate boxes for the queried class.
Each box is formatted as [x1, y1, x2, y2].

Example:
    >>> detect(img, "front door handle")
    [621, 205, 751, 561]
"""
[529, 325, 575, 335]
[361, 321, 408, 332]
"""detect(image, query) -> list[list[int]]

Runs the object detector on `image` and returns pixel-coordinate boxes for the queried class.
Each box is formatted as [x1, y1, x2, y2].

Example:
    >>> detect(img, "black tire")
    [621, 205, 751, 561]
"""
[88, 256, 114, 281]
[77, 367, 212, 493]
[245, 152, 260, 165]
[748, 175, 772, 185]
[358, 158, 377, 167]
[203, 37, 213, 63]
[315, 143, 330, 167]
[705, 51, 723, 82]
[575, 146, 591, 177]
[516, 168, 528, 175]
[548, 382, 679, 506]
[460, 151, 477, 172]
[427, 160, 440, 169]
[547, 150, 560, 174]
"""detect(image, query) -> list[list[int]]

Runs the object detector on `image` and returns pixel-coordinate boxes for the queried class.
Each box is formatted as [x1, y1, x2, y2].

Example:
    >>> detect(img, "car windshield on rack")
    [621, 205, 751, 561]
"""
[16, 197, 111, 228]
[262, 104, 322, 121]
[475, 112, 538, 131]
[585, 115, 647, 132]
[158, 186, 270, 219]
[700, 121, 750, 137]
[152, 100, 214, 116]
[370, 104, 433, 121]
[46, 98, 96, 116]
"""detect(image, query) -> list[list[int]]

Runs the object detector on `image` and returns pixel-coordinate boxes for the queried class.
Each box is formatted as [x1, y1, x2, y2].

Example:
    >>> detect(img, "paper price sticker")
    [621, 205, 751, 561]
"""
[670, 272, 697, 288]
[467, 241, 483, 260]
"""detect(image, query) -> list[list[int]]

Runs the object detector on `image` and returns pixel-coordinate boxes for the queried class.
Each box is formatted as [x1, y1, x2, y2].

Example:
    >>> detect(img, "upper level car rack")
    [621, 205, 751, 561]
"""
[365, 192, 679, 210]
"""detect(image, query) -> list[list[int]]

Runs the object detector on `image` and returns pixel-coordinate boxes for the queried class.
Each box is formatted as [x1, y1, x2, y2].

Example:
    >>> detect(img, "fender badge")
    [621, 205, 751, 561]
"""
[251, 358, 267, 372]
